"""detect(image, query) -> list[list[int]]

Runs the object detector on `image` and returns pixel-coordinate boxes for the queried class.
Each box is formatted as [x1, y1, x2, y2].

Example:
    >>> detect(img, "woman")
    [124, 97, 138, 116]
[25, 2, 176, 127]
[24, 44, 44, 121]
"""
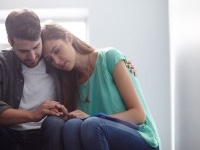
[41, 22, 160, 150]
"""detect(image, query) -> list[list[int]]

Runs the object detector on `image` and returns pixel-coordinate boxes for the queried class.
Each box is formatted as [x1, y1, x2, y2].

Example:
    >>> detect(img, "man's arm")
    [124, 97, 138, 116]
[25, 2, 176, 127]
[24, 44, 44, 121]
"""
[0, 100, 60, 125]
[126, 60, 137, 76]
[0, 108, 34, 125]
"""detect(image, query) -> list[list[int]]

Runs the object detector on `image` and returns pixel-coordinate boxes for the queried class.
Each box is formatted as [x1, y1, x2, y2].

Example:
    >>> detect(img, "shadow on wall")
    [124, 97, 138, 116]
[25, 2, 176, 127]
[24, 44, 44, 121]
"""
[175, 46, 200, 150]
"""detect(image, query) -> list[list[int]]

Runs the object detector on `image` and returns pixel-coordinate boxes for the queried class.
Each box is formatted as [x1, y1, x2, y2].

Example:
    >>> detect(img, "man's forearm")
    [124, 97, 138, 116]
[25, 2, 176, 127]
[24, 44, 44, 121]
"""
[0, 108, 33, 125]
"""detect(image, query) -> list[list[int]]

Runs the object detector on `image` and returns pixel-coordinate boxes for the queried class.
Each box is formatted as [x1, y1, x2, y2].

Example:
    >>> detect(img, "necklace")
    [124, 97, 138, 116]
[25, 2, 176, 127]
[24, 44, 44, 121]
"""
[85, 54, 90, 102]
[77, 54, 90, 102]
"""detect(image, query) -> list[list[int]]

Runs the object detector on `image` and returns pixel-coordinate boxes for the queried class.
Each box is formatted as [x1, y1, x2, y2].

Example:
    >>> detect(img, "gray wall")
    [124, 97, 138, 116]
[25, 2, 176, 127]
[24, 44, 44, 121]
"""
[0, 0, 171, 149]
[169, 0, 200, 149]
[175, 49, 200, 150]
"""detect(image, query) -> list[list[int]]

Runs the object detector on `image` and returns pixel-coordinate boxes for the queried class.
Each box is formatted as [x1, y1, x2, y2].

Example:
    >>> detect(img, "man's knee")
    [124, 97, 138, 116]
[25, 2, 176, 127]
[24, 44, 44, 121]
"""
[42, 116, 64, 128]
[41, 116, 65, 150]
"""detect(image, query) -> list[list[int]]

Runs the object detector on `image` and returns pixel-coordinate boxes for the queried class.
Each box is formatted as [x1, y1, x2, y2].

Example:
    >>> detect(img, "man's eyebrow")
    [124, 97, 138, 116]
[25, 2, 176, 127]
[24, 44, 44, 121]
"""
[33, 43, 40, 49]
[17, 42, 41, 51]
[17, 49, 29, 52]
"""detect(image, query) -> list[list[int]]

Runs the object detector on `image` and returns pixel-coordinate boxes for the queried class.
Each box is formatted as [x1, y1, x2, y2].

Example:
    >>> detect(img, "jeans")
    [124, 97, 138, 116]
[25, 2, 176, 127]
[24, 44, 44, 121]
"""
[0, 116, 65, 150]
[0, 127, 41, 150]
[63, 117, 159, 150]
[41, 116, 65, 150]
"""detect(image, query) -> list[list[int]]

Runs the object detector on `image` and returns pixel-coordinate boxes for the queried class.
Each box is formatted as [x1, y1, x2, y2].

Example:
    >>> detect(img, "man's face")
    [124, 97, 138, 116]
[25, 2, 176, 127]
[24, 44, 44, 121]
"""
[12, 37, 42, 68]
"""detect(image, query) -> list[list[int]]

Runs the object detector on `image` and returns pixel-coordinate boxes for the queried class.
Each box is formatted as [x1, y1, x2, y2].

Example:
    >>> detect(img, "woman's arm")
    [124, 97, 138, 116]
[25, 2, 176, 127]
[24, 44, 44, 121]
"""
[111, 60, 145, 125]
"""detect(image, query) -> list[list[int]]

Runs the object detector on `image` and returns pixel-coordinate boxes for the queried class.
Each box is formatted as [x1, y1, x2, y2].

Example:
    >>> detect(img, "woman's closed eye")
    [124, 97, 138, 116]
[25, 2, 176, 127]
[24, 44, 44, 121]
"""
[53, 49, 59, 55]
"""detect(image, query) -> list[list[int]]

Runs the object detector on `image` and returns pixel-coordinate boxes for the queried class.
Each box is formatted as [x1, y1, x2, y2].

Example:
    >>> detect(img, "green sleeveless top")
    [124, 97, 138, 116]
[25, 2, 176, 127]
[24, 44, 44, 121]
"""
[77, 47, 160, 148]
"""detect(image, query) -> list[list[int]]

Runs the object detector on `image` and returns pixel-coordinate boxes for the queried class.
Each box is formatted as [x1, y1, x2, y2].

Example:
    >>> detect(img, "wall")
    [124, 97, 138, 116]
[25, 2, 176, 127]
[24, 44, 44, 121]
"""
[0, 0, 171, 149]
[169, 0, 200, 149]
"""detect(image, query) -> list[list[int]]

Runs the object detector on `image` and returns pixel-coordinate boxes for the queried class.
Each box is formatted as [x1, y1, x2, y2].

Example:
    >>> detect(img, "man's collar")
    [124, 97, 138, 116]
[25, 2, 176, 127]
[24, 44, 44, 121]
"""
[11, 49, 22, 71]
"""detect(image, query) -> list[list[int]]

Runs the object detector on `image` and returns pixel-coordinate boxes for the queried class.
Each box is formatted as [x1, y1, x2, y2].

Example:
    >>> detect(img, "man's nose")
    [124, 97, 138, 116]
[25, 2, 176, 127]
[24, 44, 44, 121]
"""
[27, 50, 36, 61]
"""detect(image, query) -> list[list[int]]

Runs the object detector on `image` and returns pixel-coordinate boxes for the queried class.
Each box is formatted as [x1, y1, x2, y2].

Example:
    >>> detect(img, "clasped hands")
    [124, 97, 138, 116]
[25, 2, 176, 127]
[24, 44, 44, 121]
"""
[45, 100, 89, 121]
[31, 100, 88, 122]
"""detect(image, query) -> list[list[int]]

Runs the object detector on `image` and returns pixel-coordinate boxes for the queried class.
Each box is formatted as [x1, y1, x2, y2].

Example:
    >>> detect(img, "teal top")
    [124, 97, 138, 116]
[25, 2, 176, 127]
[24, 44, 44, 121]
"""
[77, 47, 160, 148]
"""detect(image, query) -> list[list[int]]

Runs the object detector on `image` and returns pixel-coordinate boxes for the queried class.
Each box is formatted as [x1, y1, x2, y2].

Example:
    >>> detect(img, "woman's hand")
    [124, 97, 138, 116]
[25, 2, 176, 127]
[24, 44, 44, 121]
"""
[68, 110, 89, 119]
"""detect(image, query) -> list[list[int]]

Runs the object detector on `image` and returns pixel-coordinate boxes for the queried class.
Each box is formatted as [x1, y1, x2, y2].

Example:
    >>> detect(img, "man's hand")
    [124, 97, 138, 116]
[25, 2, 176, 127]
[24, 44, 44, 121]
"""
[126, 60, 137, 76]
[54, 104, 69, 120]
[30, 100, 61, 122]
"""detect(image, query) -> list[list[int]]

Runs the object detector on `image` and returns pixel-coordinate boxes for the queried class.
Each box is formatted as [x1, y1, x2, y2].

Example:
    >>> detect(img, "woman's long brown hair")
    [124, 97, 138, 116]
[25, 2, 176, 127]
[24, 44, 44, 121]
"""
[59, 69, 78, 112]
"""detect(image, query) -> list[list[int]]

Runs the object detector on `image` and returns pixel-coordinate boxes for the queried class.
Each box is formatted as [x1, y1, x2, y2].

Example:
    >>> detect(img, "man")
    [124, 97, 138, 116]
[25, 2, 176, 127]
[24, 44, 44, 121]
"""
[0, 9, 65, 150]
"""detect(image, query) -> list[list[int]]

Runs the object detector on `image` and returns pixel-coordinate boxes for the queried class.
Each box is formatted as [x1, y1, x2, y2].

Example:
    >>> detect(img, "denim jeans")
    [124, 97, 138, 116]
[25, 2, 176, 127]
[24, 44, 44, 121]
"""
[0, 127, 41, 150]
[0, 116, 65, 150]
[63, 117, 159, 150]
[41, 116, 65, 150]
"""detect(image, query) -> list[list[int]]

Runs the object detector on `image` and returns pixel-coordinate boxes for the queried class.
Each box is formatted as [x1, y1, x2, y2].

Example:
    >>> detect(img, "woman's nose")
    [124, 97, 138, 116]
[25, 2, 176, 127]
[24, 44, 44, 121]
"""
[52, 56, 60, 65]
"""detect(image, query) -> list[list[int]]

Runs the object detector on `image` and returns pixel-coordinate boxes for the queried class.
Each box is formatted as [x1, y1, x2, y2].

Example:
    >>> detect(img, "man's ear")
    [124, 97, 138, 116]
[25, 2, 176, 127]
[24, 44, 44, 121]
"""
[8, 38, 13, 46]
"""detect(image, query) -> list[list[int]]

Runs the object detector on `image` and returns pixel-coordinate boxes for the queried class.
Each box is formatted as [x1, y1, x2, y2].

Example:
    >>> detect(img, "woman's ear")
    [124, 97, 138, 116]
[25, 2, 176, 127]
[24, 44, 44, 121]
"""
[66, 34, 73, 44]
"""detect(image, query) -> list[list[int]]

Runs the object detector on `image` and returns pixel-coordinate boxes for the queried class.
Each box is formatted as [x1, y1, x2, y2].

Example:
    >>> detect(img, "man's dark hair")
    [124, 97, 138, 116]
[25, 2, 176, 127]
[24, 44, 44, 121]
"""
[5, 9, 41, 45]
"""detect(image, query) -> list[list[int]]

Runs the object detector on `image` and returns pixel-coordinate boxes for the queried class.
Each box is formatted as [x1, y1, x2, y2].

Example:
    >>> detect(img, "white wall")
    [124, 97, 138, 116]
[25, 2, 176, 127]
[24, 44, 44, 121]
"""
[169, 0, 200, 149]
[0, 0, 171, 149]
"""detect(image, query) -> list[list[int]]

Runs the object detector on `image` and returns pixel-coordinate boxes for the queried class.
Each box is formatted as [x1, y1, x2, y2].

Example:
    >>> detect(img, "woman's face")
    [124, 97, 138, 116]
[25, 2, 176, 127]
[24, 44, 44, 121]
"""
[42, 39, 76, 71]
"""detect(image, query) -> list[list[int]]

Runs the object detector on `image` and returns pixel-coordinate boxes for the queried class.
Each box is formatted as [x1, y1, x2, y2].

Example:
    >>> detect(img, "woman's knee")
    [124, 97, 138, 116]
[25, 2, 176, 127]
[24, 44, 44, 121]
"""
[81, 117, 103, 130]
[63, 118, 83, 140]
[63, 118, 82, 132]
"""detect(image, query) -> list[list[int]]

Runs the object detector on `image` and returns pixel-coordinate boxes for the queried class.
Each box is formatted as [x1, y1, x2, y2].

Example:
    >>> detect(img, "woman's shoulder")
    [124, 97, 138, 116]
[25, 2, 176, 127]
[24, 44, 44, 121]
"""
[96, 47, 126, 74]
[98, 47, 122, 58]
[98, 47, 120, 53]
